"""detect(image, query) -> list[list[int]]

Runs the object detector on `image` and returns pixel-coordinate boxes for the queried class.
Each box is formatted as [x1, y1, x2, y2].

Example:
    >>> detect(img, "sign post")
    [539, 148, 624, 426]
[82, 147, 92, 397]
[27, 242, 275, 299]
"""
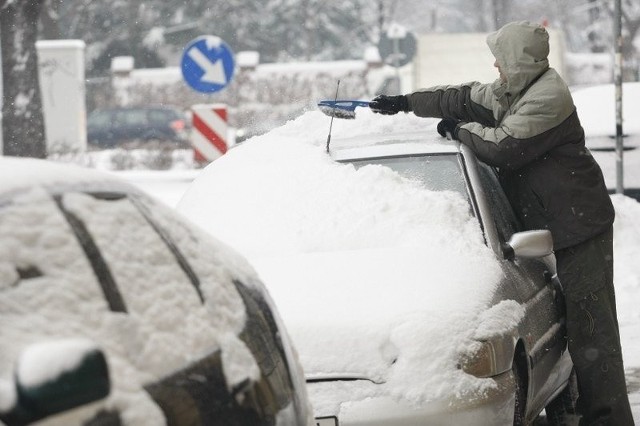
[378, 23, 417, 68]
[181, 36, 235, 163]
[191, 104, 228, 163]
[181, 35, 236, 94]
[377, 24, 417, 94]
[613, 0, 624, 194]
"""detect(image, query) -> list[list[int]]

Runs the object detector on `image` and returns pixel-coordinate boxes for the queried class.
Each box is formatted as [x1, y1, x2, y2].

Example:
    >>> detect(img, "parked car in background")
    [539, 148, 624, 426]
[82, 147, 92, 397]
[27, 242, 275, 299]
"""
[0, 157, 312, 426]
[177, 111, 577, 425]
[572, 82, 640, 200]
[87, 105, 190, 149]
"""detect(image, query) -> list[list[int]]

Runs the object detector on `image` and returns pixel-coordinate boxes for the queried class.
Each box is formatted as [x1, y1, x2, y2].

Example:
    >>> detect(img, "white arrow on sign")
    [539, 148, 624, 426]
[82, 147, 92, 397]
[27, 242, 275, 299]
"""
[188, 47, 227, 85]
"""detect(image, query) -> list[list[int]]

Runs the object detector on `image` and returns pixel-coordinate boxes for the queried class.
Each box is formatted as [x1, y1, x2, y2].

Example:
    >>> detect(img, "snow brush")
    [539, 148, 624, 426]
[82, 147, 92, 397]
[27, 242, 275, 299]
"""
[317, 100, 371, 119]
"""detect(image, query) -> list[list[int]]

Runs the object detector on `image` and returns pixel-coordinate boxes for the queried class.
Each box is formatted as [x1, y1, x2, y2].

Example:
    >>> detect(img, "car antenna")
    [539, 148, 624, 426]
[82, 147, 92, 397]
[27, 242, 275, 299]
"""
[325, 80, 340, 154]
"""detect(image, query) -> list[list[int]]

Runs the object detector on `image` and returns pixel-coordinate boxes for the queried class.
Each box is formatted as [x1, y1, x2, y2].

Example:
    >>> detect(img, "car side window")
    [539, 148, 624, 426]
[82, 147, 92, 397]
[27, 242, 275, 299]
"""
[0, 188, 104, 304]
[149, 110, 171, 125]
[59, 192, 204, 314]
[0, 188, 106, 377]
[477, 162, 522, 243]
[87, 110, 111, 128]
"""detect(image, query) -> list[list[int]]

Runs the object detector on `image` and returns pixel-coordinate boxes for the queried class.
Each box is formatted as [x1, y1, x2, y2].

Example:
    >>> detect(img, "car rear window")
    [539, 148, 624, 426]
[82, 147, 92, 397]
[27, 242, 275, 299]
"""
[119, 109, 149, 127]
[87, 110, 112, 127]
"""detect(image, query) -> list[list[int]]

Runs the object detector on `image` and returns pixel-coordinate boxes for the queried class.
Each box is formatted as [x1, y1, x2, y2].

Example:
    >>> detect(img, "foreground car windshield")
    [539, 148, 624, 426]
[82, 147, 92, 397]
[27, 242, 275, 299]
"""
[346, 153, 471, 206]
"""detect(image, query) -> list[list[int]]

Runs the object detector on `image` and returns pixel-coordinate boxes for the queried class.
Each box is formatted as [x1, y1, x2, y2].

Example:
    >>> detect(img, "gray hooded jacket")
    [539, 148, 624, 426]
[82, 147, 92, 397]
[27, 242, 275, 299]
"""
[407, 21, 614, 250]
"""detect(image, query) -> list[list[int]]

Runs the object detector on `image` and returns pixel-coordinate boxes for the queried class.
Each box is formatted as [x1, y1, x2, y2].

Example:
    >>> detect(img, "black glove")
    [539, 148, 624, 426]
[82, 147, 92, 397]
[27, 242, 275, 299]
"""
[369, 95, 409, 115]
[437, 118, 460, 140]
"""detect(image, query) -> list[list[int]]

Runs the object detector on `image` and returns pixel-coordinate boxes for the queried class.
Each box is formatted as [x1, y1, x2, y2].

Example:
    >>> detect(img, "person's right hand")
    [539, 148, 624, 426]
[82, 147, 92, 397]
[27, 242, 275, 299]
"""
[437, 118, 460, 140]
[369, 95, 409, 115]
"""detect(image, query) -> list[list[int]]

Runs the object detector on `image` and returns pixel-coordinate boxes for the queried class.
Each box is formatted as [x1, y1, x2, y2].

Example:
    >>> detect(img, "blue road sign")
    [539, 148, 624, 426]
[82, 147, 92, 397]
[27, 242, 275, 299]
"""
[181, 35, 235, 93]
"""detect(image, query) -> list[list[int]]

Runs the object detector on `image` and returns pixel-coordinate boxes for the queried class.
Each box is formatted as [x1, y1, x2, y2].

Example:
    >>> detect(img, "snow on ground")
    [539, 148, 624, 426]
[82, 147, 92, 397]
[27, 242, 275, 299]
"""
[572, 82, 640, 137]
[572, 82, 640, 192]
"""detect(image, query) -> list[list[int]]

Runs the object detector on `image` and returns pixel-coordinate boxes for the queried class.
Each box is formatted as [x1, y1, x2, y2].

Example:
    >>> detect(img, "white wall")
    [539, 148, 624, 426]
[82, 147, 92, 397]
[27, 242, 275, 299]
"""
[37, 40, 87, 153]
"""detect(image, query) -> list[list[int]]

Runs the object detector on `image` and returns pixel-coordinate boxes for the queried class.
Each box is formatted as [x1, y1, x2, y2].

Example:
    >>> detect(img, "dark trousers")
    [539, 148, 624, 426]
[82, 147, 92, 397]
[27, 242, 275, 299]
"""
[555, 227, 634, 426]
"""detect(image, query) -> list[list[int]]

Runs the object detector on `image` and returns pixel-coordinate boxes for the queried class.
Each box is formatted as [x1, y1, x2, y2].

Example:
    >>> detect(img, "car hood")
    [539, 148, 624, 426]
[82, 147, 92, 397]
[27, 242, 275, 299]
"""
[250, 245, 502, 394]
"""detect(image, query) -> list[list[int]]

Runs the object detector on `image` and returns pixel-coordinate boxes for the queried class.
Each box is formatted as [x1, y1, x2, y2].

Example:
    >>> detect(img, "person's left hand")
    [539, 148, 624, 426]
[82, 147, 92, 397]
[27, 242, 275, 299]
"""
[369, 95, 409, 115]
[437, 118, 460, 140]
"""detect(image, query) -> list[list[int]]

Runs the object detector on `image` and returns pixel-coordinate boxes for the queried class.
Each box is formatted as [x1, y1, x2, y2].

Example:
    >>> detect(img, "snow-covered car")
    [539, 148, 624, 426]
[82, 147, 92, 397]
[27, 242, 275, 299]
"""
[0, 157, 312, 426]
[177, 110, 577, 425]
[572, 82, 640, 200]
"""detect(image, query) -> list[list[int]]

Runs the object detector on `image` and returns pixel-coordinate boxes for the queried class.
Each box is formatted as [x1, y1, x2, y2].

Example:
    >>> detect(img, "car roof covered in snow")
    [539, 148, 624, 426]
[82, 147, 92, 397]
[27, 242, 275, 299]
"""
[0, 157, 135, 197]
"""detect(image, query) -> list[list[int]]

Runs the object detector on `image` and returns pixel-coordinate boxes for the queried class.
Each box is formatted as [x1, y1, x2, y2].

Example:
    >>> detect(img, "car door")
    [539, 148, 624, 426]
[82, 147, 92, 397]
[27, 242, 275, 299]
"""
[474, 162, 568, 406]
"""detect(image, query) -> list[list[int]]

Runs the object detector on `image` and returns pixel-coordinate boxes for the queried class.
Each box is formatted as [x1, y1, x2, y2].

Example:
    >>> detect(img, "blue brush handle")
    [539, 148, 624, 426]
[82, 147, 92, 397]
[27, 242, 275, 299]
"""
[317, 100, 370, 112]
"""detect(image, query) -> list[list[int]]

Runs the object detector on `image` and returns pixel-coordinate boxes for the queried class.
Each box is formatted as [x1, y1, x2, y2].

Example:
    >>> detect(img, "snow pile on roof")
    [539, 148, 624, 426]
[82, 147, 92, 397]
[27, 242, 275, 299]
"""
[265, 108, 438, 146]
[178, 109, 454, 257]
[0, 157, 113, 194]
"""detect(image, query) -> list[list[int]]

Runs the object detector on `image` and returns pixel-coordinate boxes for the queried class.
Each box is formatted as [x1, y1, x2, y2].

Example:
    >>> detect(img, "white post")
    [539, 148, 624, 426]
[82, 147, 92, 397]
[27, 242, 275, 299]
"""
[36, 40, 87, 154]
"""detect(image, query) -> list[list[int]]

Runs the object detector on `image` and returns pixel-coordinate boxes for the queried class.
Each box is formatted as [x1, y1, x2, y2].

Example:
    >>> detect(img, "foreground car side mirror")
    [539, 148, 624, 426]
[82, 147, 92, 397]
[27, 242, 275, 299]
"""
[0, 339, 110, 425]
[502, 230, 553, 261]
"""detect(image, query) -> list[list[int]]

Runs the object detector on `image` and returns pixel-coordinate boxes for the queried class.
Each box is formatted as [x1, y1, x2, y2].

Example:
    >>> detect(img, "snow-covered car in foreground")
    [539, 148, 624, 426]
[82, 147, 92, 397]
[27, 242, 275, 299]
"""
[572, 82, 640, 200]
[0, 158, 311, 426]
[177, 110, 576, 425]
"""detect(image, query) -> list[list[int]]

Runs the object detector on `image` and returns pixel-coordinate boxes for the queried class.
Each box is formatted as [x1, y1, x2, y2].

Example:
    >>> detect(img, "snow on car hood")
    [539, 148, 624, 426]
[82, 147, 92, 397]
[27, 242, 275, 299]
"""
[251, 244, 502, 402]
[178, 110, 505, 404]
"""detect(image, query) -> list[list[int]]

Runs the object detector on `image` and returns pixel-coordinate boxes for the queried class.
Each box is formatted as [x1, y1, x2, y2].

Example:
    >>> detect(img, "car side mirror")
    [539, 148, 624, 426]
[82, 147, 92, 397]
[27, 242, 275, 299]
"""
[0, 339, 110, 425]
[502, 230, 554, 261]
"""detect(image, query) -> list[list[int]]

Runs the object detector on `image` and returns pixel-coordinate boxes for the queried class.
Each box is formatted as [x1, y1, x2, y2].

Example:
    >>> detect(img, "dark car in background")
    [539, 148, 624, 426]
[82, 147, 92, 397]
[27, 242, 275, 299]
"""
[87, 106, 190, 149]
[0, 157, 312, 426]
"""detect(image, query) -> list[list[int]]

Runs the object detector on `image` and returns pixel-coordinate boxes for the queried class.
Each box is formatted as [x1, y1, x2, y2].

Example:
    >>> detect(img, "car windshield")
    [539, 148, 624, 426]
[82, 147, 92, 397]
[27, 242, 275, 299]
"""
[346, 153, 472, 208]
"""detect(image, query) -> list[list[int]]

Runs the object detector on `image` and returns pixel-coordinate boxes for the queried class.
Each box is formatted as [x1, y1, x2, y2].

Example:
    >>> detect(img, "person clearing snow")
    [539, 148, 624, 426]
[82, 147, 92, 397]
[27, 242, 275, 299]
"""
[370, 20, 634, 426]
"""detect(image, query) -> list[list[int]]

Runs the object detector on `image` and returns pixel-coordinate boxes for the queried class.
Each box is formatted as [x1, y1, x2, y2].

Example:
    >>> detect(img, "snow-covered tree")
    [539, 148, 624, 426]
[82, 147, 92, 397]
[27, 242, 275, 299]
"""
[1, 0, 47, 158]
[31, 0, 640, 82]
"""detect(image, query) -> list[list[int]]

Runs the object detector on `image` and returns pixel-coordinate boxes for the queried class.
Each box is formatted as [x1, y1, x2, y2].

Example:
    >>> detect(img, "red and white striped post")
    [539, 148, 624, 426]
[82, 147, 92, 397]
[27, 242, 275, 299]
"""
[190, 103, 228, 163]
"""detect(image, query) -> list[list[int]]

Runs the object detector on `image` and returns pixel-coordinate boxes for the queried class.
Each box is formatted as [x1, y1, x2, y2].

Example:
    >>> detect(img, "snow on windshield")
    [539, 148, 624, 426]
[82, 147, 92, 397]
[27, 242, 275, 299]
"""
[178, 109, 475, 257]
[178, 109, 509, 404]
